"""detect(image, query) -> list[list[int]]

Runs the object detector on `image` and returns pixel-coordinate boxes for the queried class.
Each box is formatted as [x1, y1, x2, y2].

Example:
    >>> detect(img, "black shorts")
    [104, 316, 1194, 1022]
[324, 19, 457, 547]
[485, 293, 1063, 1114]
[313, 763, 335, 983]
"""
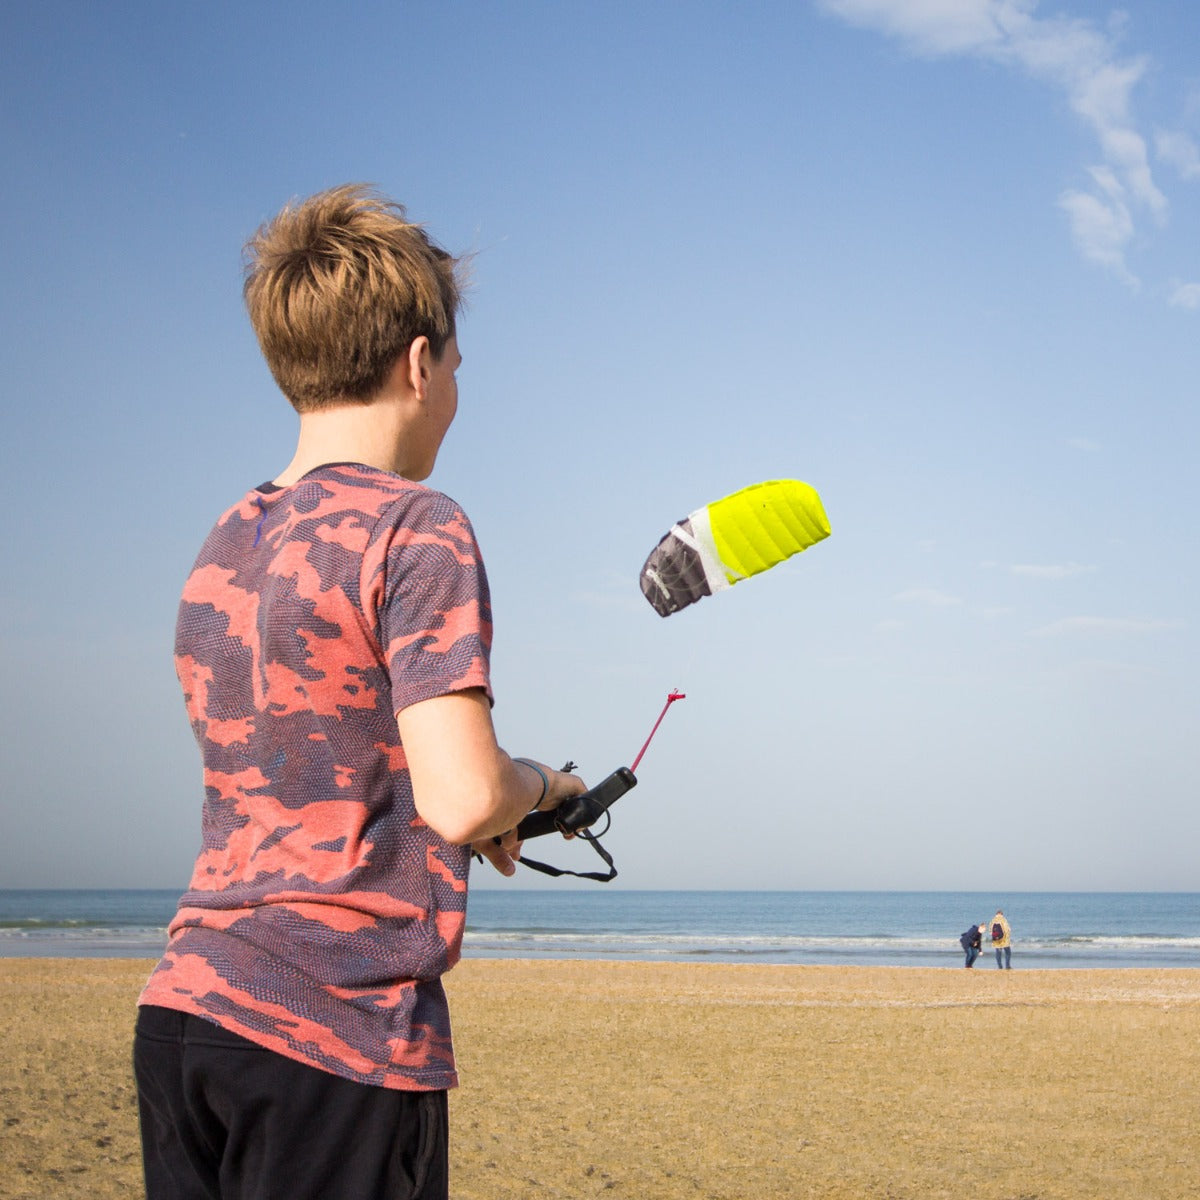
[133, 1005, 449, 1200]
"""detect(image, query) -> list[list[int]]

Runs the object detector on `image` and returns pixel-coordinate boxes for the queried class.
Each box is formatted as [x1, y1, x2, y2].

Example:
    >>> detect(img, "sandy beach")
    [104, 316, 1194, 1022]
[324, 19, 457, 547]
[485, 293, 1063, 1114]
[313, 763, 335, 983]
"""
[1, 958, 1197, 1199]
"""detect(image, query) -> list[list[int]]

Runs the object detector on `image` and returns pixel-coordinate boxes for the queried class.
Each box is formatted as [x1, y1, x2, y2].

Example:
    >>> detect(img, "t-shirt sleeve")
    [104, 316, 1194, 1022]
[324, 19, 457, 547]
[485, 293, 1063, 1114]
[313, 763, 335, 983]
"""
[375, 489, 493, 712]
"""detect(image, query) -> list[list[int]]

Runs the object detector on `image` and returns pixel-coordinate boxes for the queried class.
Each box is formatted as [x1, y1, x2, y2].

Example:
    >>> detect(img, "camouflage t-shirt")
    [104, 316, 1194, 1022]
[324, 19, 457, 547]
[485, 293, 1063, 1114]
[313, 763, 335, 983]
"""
[139, 463, 492, 1091]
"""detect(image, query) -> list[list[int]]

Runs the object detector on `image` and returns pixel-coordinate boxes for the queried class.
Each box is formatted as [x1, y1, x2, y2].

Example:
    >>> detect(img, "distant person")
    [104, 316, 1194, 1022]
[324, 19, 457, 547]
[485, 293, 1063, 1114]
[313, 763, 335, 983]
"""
[133, 185, 586, 1200]
[959, 922, 986, 968]
[990, 909, 1012, 968]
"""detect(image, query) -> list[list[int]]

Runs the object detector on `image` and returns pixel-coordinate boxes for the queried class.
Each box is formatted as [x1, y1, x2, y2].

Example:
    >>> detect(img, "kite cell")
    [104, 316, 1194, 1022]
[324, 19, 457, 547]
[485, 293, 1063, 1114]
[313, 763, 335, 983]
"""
[639, 479, 830, 617]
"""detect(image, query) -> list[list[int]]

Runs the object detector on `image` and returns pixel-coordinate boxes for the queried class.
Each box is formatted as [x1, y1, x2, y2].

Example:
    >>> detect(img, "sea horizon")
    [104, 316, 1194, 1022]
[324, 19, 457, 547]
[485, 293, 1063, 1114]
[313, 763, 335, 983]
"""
[1, 888, 1197, 969]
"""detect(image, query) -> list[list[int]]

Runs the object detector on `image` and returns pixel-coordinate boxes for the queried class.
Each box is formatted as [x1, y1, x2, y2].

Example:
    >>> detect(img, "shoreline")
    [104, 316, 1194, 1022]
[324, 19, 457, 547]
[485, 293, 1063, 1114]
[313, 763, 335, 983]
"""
[2, 958, 1198, 1198]
[4, 942, 1198, 970]
[5, 889, 1198, 971]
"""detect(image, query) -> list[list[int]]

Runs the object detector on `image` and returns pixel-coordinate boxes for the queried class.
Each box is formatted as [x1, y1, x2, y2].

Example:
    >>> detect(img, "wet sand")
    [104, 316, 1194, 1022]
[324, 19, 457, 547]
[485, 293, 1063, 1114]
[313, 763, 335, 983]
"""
[1, 957, 1197, 1199]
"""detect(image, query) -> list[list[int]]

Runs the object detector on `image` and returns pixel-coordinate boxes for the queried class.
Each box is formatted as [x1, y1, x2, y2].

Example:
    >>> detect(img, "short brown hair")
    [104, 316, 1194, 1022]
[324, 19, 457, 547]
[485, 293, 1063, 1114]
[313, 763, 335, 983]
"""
[243, 184, 463, 411]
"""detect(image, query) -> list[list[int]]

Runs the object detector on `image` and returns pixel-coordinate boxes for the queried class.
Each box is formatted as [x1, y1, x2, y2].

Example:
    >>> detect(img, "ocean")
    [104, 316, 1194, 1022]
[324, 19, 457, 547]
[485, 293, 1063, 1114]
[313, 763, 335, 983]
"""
[1, 889, 1197, 969]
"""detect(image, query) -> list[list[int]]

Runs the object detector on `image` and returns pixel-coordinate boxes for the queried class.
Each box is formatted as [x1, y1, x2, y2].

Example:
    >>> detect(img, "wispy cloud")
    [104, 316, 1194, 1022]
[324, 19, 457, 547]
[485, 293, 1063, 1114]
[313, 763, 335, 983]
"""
[1156, 129, 1200, 179]
[817, 0, 1168, 286]
[1031, 615, 1184, 636]
[894, 587, 962, 607]
[978, 605, 1014, 619]
[1168, 281, 1200, 310]
[1058, 168, 1137, 287]
[1154, 130, 1200, 307]
[575, 576, 648, 613]
[1010, 562, 1095, 579]
[1067, 435, 1101, 452]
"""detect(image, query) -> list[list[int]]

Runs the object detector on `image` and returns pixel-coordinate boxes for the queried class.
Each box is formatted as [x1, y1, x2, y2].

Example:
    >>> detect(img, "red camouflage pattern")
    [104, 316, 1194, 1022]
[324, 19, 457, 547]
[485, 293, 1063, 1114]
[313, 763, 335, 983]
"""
[139, 464, 492, 1090]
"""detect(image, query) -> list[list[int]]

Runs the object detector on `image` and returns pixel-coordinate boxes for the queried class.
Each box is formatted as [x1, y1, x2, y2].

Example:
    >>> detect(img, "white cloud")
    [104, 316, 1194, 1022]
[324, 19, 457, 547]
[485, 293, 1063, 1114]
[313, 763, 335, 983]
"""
[1067, 435, 1100, 451]
[1030, 615, 1184, 636]
[576, 580, 648, 613]
[1156, 130, 1200, 179]
[1168, 281, 1200, 310]
[818, 0, 1166, 282]
[1069, 61, 1166, 224]
[815, 0, 1014, 55]
[894, 587, 962, 607]
[1010, 562, 1095, 579]
[1058, 173, 1137, 288]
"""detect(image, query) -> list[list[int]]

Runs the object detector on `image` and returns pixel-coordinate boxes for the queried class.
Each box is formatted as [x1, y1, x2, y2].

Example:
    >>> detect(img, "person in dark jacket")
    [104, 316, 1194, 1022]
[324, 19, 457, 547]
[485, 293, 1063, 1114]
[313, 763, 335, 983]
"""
[959, 922, 986, 968]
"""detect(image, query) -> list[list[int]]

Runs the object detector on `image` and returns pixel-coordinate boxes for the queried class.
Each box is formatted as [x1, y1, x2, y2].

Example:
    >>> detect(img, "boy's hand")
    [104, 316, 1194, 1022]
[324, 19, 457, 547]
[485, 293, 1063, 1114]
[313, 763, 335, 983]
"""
[472, 828, 522, 876]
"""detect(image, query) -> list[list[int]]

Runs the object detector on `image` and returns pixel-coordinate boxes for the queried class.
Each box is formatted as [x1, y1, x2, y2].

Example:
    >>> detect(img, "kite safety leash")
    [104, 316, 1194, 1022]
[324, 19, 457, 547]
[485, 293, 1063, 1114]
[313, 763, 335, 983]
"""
[511, 690, 686, 882]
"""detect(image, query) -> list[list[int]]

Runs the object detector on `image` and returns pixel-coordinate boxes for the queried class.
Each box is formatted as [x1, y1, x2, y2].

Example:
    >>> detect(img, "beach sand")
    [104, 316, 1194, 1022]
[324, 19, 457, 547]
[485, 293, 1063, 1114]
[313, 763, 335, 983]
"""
[1, 958, 1197, 1199]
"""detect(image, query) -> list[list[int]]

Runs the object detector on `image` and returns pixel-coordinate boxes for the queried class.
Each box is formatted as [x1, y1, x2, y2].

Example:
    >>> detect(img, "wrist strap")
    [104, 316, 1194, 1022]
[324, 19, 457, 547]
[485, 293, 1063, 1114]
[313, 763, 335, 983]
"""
[517, 828, 617, 883]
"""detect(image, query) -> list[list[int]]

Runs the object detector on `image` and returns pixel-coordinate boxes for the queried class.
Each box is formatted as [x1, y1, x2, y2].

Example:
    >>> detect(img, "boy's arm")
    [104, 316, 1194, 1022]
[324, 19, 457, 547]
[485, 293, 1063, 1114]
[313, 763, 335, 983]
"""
[396, 687, 585, 868]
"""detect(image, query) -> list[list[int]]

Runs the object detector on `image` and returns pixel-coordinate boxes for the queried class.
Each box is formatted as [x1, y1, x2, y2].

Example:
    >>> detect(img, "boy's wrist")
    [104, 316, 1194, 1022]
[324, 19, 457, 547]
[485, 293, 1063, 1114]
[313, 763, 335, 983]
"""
[514, 758, 549, 810]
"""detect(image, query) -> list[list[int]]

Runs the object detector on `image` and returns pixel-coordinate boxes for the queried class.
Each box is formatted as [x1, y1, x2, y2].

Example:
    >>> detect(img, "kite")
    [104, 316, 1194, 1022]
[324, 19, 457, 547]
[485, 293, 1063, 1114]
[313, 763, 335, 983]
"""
[639, 478, 831, 616]
[508, 479, 830, 881]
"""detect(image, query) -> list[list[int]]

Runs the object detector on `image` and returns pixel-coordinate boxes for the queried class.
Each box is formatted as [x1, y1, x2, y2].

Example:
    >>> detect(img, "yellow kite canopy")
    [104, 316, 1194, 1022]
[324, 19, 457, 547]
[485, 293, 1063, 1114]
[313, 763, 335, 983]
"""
[639, 479, 831, 616]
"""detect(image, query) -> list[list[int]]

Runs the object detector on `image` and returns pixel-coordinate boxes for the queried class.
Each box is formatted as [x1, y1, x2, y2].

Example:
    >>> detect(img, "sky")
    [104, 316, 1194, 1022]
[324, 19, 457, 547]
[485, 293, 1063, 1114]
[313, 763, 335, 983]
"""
[1, 0, 1197, 893]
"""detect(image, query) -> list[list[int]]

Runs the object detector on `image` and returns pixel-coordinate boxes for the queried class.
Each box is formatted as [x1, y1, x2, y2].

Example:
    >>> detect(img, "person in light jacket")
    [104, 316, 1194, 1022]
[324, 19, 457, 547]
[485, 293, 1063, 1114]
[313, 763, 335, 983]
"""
[989, 910, 1012, 968]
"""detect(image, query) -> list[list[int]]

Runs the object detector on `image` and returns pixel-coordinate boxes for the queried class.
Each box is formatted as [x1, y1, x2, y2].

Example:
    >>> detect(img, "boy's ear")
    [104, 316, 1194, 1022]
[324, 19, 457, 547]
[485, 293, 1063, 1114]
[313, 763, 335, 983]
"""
[406, 336, 432, 398]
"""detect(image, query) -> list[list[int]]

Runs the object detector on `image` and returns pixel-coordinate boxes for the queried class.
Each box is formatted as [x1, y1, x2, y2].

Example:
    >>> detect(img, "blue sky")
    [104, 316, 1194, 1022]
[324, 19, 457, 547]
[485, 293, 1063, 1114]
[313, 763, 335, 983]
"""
[2, 1, 1196, 892]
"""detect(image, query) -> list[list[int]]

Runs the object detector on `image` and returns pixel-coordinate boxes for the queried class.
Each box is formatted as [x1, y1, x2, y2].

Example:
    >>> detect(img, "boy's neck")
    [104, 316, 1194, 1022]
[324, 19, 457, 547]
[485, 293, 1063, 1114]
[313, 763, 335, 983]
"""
[274, 391, 426, 487]
[273, 341, 445, 487]
[274, 405, 401, 486]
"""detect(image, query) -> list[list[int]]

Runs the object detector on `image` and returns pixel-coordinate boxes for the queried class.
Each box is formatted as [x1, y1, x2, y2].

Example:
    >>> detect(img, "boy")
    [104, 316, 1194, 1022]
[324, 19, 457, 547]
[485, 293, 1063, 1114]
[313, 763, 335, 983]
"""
[134, 184, 585, 1200]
